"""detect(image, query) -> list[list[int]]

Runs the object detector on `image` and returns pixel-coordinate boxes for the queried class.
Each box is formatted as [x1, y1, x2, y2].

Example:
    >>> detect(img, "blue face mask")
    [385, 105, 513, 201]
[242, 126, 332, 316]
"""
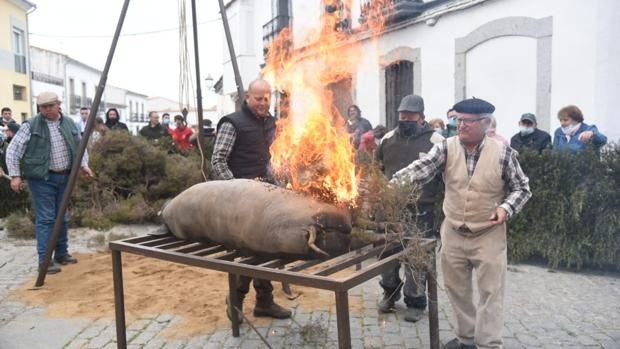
[448, 118, 457, 127]
[519, 126, 534, 136]
[398, 120, 418, 137]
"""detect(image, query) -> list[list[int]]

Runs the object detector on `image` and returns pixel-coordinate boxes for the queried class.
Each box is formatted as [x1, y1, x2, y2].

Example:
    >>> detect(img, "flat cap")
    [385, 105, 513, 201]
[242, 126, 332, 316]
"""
[398, 94, 424, 113]
[520, 113, 537, 124]
[453, 97, 495, 114]
[37, 91, 60, 105]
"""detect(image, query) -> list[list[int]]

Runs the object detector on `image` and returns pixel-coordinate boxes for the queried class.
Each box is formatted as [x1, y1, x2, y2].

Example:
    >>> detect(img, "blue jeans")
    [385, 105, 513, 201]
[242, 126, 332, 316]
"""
[28, 173, 70, 265]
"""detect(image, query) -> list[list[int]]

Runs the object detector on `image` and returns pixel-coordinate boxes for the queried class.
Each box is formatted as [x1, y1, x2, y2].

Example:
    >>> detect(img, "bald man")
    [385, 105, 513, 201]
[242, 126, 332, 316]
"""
[212, 79, 290, 321]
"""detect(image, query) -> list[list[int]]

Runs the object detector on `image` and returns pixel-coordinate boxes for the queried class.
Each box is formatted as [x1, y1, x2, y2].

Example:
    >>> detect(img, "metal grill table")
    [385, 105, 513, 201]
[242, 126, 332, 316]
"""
[109, 234, 439, 349]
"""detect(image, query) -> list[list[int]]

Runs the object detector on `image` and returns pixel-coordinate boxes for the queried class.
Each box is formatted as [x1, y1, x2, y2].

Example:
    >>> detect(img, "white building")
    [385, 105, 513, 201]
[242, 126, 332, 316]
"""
[30, 46, 66, 114]
[222, 0, 619, 141]
[146, 96, 218, 128]
[30, 46, 149, 134]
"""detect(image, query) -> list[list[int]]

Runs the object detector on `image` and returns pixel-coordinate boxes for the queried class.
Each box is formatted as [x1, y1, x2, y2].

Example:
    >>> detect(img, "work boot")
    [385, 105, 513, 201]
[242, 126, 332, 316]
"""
[225, 296, 243, 324]
[38, 261, 61, 274]
[403, 307, 425, 322]
[54, 254, 78, 265]
[253, 300, 291, 319]
[443, 338, 477, 349]
[378, 291, 401, 313]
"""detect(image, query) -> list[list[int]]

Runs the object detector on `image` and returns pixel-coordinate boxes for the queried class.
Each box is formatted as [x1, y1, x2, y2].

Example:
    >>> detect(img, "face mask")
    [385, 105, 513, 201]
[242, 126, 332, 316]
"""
[561, 123, 581, 135]
[163, 119, 170, 126]
[434, 127, 443, 134]
[519, 126, 534, 136]
[448, 118, 457, 127]
[398, 120, 418, 137]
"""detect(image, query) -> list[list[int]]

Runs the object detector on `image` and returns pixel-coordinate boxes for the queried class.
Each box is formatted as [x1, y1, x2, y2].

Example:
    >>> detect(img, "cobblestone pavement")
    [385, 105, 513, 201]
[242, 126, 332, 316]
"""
[0, 228, 619, 349]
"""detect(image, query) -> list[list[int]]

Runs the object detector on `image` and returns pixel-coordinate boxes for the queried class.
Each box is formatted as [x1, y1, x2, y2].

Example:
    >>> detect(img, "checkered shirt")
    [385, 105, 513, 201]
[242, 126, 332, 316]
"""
[6, 117, 89, 177]
[211, 121, 237, 180]
[391, 138, 531, 218]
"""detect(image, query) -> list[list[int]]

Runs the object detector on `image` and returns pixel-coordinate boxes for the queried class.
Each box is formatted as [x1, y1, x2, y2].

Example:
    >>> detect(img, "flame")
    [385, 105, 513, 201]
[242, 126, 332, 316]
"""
[264, 1, 389, 204]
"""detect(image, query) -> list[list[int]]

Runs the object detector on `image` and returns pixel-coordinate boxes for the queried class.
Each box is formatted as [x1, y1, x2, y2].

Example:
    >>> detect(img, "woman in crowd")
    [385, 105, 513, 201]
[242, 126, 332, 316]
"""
[553, 105, 607, 153]
[429, 118, 446, 137]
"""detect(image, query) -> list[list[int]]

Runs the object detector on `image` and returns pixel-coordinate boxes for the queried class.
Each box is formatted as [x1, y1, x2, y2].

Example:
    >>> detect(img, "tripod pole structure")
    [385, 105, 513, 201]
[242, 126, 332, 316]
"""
[218, 0, 245, 110]
[34, 0, 132, 287]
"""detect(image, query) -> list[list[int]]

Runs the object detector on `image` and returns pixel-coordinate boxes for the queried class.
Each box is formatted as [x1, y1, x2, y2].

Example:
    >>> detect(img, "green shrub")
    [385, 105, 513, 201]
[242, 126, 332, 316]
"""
[0, 181, 30, 218]
[508, 143, 620, 270]
[72, 131, 204, 228]
[5, 211, 35, 239]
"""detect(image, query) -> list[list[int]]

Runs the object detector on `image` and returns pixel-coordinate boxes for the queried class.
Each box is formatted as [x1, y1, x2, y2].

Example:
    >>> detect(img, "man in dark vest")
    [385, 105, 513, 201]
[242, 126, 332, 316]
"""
[212, 79, 290, 320]
[375, 94, 444, 322]
[6, 91, 94, 274]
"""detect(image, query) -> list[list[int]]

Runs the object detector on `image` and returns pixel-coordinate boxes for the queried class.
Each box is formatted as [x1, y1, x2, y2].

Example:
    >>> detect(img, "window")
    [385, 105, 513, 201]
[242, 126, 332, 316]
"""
[81, 82, 87, 104]
[385, 60, 413, 130]
[12, 28, 26, 74]
[13, 85, 25, 101]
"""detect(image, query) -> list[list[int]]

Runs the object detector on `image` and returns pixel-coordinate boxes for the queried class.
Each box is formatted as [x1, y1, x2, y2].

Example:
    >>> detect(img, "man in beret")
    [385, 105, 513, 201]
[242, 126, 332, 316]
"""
[6, 91, 94, 274]
[509, 113, 551, 152]
[391, 97, 531, 349]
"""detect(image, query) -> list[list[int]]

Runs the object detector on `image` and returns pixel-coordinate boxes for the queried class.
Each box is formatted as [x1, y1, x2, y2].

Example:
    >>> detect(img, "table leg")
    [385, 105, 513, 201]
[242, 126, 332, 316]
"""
[112, 250, 127, 349]
[428, 248, 439, 349]
[228, 273, 240, 337]
[335, 290, 351, 349]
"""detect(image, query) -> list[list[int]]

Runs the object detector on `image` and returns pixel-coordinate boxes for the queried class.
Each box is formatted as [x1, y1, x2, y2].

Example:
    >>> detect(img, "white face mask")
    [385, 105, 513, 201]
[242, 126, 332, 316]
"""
[561, 123, 581, 135]
[519, 126, 534, 136]
[434, 127, 443, 134]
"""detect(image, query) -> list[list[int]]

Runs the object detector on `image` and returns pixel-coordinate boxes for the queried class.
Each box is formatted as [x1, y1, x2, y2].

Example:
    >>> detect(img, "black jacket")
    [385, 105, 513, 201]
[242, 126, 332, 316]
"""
[510, 128, 551, 152]
[217, 103, 276, 179]
[376, 123, 443, 209]
[139, 123, 170, 140]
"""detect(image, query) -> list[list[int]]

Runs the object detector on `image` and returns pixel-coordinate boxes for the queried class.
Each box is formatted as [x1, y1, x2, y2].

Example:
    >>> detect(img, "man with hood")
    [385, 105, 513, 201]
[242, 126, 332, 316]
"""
[375, 94, 444, 322]
[104, 108, 128, 131]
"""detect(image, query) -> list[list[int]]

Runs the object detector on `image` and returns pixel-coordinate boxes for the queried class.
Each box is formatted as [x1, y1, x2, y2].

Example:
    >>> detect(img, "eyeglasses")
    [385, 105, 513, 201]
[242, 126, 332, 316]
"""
[456, 117, 485, 125]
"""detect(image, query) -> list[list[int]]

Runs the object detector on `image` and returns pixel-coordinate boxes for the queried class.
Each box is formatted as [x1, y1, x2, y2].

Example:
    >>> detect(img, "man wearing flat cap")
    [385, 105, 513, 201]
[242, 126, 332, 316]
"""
[6, 91, 94, 274]
[391, 97, 531, 349]
[375, 94, 444, 322]
[509, 113, 551, 152]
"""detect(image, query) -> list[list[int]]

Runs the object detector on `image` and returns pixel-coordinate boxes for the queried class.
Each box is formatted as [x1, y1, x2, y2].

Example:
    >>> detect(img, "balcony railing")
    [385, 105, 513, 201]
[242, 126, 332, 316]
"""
[262, 15, 290, 56]
[359, 0, 424, 27]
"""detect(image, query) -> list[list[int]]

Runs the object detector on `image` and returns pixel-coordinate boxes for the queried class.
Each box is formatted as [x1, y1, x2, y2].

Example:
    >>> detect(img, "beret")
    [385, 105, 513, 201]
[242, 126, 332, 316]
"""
[453, 97, 495, 114]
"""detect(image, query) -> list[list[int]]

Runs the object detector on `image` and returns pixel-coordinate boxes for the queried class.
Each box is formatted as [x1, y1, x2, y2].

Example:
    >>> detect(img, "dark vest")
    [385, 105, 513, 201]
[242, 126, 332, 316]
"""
[217, 104, 276, 179]
[22, 114, 79, 180]
[378, 125, 442, 208]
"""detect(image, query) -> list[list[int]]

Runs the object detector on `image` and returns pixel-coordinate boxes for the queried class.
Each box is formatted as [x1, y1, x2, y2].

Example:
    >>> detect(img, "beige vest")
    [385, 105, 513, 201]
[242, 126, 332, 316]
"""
[443, 137, 506, 233]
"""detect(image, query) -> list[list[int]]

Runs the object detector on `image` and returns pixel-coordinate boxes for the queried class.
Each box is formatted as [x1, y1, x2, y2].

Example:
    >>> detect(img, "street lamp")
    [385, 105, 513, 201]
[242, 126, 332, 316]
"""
[205, 74, 214, 91]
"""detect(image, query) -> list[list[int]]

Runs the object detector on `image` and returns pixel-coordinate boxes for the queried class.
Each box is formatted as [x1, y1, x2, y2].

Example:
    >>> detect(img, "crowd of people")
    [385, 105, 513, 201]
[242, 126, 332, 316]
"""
[346, 103, 607, 158]
[0, 87, 610, 349]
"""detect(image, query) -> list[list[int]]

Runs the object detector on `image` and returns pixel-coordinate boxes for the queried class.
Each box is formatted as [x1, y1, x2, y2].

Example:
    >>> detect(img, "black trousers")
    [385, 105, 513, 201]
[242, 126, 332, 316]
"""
[236, 276, 274, 305]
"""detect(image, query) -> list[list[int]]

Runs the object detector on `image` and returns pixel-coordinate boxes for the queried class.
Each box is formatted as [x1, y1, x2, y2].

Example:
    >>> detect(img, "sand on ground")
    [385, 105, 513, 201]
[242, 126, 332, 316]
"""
[12, 252, 363, 338]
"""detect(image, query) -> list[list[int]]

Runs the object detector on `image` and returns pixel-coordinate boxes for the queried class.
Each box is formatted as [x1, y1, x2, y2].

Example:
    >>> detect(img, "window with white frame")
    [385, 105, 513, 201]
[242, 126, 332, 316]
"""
[12, 27, 26, 74]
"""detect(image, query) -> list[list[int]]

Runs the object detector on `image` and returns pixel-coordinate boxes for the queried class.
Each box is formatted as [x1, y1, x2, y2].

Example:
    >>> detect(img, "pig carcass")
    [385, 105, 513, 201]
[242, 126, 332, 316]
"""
[160, 179, 352, 259]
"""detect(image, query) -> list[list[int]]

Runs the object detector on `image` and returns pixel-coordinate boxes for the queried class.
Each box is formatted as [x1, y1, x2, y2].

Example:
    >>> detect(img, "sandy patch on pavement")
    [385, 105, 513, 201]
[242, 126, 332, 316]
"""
[12, 252, 362, 338]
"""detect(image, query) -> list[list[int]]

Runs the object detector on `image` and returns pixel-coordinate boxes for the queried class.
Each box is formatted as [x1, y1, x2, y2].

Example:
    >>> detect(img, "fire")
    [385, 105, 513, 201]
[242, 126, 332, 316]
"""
[264, 1, 389, 204]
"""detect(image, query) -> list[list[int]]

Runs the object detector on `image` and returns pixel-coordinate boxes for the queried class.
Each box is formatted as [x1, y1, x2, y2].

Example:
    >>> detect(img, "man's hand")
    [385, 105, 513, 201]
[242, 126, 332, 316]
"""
[10, 176, 23, 193]
[489, 207, 508, 225]
[81, 166, 95, 178]
[578, 131, 594, 142]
